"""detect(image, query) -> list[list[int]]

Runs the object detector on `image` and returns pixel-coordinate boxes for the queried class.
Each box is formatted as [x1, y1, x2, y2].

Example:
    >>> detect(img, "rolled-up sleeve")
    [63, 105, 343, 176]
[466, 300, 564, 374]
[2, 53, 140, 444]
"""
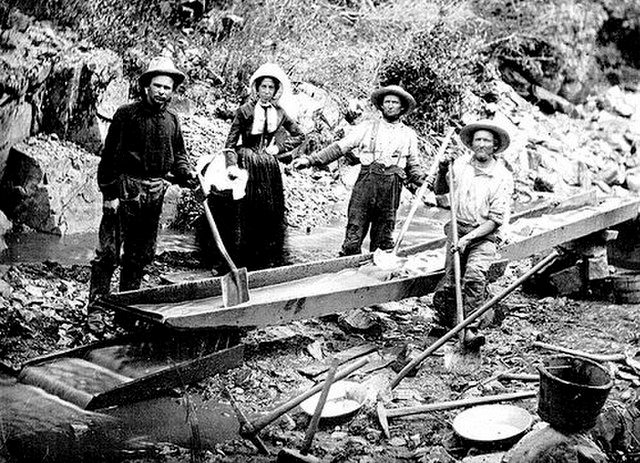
[336, 122, 370, 156]
[404, 131, 426, 186]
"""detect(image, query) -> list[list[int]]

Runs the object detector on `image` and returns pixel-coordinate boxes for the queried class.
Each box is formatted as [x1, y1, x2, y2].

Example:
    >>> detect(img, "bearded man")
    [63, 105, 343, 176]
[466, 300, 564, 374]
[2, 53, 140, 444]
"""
[88, 55, 196, 329]
[432, 119, 514, 350]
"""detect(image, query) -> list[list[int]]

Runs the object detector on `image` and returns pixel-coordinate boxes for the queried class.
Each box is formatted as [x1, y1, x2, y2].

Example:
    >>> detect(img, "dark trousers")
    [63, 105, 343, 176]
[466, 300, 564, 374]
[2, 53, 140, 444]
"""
[340, 164, 402, 256]
[89, 177, 166, 304]
[432, 222, 497, 329]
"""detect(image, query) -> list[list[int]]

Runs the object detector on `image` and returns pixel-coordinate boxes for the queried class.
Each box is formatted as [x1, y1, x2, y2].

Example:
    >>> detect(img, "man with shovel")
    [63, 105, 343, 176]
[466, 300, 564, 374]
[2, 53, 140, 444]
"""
[293, 85, 427, 256]
[432, 119, 514, 350]
[87, 54, 197, 330]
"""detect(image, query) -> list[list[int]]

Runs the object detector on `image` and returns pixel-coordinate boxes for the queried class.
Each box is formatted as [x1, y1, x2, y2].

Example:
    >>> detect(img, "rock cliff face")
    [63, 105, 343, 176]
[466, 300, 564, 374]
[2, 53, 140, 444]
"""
[0, 10, 125, 235]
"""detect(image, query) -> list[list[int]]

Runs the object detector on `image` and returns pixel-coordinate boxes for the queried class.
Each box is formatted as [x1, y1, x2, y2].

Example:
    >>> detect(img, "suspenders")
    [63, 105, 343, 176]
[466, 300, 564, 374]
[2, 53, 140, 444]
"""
[368, 120, 403, 166]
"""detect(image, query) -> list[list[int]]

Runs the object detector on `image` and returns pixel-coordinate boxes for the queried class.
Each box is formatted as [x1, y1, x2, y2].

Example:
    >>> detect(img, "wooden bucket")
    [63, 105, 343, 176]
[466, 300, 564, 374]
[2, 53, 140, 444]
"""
[611, 271, 640, 303]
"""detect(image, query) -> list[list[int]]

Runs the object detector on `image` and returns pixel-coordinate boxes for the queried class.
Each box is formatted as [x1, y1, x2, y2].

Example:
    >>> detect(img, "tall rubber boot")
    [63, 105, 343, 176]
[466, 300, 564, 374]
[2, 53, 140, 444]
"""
[88, 264, 114, 310]
[119, 265, 144, 292]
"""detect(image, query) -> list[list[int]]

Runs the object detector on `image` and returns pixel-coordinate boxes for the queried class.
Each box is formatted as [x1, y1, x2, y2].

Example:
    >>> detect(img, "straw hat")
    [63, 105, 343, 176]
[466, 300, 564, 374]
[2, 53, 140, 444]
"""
[459, 119, 511, 154]
[371, 85, 417, 115]
[138, 56, 186, 88]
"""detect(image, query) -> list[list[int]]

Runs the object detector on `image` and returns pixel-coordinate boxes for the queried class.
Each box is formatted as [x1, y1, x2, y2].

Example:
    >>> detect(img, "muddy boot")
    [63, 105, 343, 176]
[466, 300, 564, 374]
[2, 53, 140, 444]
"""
[86, 266, 114, 332]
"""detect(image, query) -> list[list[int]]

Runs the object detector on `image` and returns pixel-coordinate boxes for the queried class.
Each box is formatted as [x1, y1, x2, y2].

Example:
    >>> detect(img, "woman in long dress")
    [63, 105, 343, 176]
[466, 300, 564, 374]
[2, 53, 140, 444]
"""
[217, 62, 304, 270]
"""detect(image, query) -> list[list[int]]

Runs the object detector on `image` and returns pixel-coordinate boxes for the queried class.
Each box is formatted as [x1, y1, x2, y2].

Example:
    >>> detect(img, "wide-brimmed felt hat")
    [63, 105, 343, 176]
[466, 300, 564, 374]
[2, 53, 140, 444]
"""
[139, 56, 186, 88]
[459, 119, 511, 154]
[371, 85, 416, 115]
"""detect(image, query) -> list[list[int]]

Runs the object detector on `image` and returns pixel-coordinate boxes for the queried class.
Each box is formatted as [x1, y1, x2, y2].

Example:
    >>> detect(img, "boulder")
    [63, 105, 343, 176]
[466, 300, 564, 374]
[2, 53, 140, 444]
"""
[0, 135, 101, 235]
[504, 423, 607, 463]
[0, 100, 32, 182]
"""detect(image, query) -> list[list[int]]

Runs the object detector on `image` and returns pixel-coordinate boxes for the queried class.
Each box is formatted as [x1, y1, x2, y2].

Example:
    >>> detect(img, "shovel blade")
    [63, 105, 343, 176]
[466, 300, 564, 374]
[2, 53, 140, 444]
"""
[221, 267, 250, 307]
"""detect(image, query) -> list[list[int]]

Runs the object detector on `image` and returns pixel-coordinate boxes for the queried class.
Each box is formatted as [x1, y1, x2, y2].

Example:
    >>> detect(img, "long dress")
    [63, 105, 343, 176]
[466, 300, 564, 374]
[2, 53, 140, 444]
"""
[210, 99, 303, 271]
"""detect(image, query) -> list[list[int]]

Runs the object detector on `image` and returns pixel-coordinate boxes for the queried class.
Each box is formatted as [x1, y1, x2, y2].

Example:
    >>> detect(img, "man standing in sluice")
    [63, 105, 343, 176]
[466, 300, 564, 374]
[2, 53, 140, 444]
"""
[87, 55, 196, 330]
[432, 120, 514, 350]
[293, 85, 427, 256]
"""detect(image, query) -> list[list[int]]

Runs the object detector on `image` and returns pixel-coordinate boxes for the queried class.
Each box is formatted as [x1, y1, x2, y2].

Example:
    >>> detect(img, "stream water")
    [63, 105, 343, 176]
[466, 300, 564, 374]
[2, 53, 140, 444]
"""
[0, 203, 448, 266]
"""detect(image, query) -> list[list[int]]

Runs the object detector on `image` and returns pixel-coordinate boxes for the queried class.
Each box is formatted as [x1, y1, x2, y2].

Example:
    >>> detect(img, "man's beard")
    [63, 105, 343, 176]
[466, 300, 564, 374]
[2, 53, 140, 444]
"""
[383, 113, 401, 122]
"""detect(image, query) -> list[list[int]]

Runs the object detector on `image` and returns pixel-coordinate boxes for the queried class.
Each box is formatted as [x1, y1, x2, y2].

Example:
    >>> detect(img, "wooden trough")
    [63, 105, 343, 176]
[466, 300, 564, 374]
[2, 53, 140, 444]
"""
[96, 194, 640, 331]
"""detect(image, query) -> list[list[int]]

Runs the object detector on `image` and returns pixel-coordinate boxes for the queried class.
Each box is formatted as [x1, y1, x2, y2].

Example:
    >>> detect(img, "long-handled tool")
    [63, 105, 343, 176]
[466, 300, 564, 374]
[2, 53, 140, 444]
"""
[376, 390, 537, 438]
[277, 359, 340, 463]
[196, 172, 249, 307]
[226, 358, 368, 454]
[390, 248, 561, 389]
[447, 159, 465, 345]
[373, 128, 455, 270]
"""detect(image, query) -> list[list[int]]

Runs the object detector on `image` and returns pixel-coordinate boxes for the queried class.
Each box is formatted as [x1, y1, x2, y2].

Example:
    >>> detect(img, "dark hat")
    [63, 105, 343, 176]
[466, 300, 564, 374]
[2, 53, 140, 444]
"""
[138, 56, 186, 88]
[371, 85, 417, 115]
[459, 119, 511, 154]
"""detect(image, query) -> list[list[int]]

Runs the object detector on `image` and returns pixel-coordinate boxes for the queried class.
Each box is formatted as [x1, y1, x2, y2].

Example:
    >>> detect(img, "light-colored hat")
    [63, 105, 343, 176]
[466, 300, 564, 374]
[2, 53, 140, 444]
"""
[138, 56, 186, 88]
[249, 62, 289, 102]
[459, 119, 511, 154]
[371, 85, 417, 115]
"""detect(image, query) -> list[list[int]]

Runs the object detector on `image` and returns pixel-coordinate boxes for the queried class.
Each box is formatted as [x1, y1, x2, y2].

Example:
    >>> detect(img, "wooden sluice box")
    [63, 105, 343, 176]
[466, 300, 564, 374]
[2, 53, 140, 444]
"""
[95, 193, 640, 332]
[12, 193, 638, 411]
[16, 329, 243, 410]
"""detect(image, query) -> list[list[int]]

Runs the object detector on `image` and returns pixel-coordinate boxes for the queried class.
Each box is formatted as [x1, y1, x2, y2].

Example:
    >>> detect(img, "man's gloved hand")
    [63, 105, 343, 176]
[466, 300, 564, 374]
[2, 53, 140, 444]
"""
[292, 156, 311, 169]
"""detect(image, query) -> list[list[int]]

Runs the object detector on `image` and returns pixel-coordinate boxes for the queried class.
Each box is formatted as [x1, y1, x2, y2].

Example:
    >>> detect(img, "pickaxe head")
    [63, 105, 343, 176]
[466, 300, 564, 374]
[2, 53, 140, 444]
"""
[376, 401, 390, 439]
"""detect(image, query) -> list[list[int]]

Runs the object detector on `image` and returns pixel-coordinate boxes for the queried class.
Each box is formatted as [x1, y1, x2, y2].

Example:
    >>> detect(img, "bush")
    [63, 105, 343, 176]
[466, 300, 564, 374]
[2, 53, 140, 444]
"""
[379, 21, 483, 137]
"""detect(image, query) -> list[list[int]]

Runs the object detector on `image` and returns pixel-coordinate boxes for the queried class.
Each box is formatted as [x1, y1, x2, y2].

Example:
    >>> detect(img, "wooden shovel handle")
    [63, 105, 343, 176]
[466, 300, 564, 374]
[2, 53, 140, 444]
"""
[197, 172, 238, 272]
[301, 359, 339, 454]
[392, 128, 455, 255]
[448, 164, 465, 344]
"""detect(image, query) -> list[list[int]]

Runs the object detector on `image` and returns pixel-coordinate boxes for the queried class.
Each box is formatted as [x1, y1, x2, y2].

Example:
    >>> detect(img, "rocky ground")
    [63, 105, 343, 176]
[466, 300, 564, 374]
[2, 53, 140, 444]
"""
[1, 183, 640, 463]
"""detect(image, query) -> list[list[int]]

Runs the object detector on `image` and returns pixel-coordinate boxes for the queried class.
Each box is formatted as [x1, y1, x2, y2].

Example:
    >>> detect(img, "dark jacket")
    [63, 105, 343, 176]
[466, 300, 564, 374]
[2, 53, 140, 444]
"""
[224, 100, 304, 164]
[97, 100, 191, 200]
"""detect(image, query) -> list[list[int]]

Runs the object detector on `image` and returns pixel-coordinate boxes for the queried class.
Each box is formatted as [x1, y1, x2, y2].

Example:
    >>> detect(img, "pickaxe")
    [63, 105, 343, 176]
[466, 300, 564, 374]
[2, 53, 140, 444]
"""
[225, 357, 368, 454]
[390, 248, 561, 389]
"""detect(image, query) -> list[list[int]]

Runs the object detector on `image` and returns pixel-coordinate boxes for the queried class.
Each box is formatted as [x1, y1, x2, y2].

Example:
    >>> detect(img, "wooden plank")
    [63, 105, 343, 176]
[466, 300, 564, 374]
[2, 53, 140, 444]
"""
[158, 271, 442, 330]
[500, 197, 640, 261]
[397, 189, 598, 257]
[107, 253, 371, 306]
[87, 343, 244, 410]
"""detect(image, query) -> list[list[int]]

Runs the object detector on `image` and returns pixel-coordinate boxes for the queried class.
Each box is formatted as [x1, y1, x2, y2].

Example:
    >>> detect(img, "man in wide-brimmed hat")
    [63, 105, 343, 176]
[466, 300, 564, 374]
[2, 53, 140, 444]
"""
[432, 119, 514, 350]
[293, 85, 426, 256]
[87, 54, 196, 330]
